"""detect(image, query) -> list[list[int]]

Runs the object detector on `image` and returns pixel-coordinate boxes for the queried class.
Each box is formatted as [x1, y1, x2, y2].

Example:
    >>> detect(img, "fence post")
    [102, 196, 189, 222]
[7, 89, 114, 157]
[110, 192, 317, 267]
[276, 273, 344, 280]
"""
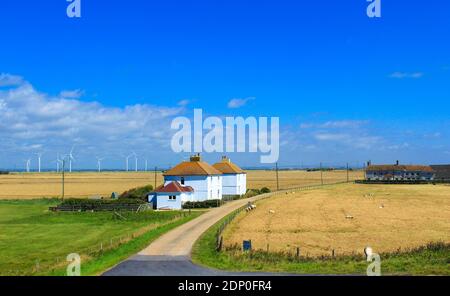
[296, 247, 300, 258]
[217, 236, 223, 252]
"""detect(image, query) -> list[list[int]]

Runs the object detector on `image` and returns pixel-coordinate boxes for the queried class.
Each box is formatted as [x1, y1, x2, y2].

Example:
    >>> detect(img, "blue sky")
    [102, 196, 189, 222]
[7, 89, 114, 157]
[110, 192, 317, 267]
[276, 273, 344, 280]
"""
[0, 1, 449, 170]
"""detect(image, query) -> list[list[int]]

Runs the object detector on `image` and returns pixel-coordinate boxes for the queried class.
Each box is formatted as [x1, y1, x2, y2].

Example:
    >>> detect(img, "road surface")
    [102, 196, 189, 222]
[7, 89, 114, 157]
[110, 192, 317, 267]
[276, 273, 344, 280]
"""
[104, 192, 278, 276]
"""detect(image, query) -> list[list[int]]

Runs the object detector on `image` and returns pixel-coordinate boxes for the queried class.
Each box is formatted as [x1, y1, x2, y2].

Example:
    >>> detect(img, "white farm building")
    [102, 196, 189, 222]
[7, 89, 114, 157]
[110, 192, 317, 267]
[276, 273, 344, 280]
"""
[213, 156, 247, 196]
[162, 154, 223, 201]
[149, 154, 247, 209]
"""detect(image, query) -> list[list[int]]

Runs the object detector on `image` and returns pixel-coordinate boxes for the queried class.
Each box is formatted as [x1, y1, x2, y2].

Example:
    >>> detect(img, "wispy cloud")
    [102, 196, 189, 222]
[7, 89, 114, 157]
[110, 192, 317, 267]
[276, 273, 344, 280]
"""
[301, 120, 368, 129]
[177, 99, 190, 107]
[59, 89, 84, 99]
[227, 97, 255, 109]
[0, 74, 185, 165]
[0, 73, 25, 87]
[389, 72, 424, 79]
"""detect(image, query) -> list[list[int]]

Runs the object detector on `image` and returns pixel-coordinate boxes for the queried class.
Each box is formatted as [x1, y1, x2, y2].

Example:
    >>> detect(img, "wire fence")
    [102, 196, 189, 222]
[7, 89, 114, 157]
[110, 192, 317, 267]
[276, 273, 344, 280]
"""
[4, 211, 193, 276]
[215, 181, 351, 253]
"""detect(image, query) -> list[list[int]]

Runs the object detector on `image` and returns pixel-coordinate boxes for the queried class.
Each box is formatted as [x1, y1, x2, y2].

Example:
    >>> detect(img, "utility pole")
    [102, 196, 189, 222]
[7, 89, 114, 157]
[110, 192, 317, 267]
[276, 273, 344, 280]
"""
[154, 166, 157, 189]
[61, 159, 65, 201]
[275, 163, 279, 191]
[320, 162, 323, 186]
[346, 163, 349, 183]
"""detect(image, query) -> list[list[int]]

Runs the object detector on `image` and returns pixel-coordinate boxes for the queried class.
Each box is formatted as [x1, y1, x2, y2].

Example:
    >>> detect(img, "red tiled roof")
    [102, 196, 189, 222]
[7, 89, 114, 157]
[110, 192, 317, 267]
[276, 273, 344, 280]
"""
[154, 181, 194, 193]
[163, 160, 222, 176]
[213, 157, 246, 174]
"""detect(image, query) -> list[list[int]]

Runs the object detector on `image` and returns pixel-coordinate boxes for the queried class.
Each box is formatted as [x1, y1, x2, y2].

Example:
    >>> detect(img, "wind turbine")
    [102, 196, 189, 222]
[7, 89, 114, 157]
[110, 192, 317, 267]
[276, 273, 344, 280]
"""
[132, 151, 138, 172]
[53, 153, 62, 172]
[125, 154, 133, 172]
[96, 157, 105, 172]
[68, 146, 75, 173]
[35, 153, 43, 173]
[25, 159, 31, 173]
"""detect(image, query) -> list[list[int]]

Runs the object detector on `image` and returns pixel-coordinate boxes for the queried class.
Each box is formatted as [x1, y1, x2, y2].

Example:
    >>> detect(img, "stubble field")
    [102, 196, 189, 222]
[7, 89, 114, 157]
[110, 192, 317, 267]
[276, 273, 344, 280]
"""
[0, 170, 364, 199]
[223, 183, 450, 257]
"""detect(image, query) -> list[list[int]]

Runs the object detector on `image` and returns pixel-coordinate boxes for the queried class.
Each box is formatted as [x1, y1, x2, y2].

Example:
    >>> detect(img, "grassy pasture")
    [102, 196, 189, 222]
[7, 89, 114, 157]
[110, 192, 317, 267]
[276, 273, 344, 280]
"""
[0, 199, 202, 275]
[223, 183, 450, 257]
[0, 170, 363, 199]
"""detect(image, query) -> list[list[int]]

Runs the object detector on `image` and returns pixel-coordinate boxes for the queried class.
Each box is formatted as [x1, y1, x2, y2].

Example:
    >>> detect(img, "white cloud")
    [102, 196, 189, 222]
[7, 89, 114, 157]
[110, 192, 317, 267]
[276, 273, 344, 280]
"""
[227, 97, 255, 109]
[177, 99, 190, 107]
[301, 120, 368, 129]
[389, 72, 424, 79]
[59, 89, 84, 99]
[320, 120, 368, 128]
[0, 75, 185, 164]
[314, 133, 349, 141]
[0, 73, 25, 87]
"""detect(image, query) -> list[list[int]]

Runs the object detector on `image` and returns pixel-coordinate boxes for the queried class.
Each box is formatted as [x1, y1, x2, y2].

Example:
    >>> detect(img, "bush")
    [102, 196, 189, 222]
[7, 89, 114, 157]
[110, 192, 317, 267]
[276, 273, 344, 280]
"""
[183, 200, 221, 209]
[260, 187, 271, 194]
[244, 189, 260, 199]
[119, 184, 154, 201]
[60, 198, 144, 207]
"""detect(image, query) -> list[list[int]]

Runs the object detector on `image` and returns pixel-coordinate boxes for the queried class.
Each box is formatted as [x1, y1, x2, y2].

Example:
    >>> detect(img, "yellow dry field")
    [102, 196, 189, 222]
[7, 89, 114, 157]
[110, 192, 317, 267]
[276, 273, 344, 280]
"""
[247, 170, 364, 190]
[0, 172, 165, 199]
[0, 170, 363, 199]
[223, 183, 450, 257]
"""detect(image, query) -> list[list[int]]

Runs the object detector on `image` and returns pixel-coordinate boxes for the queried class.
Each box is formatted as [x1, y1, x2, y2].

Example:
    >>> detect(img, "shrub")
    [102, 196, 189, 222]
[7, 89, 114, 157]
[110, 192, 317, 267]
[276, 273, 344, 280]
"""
[60, 198, 144, 207]
[260, 187, 271, 194]
[244, 189, 260, 199]
[183, 200, 221, 209]
[119, 184, 154, 201]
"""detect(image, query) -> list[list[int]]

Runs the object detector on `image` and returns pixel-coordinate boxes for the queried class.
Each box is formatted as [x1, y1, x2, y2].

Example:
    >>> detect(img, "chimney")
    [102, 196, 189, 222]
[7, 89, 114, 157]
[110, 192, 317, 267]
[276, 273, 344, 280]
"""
[190, 153, 201, 162]
[222, 156, 230, 163]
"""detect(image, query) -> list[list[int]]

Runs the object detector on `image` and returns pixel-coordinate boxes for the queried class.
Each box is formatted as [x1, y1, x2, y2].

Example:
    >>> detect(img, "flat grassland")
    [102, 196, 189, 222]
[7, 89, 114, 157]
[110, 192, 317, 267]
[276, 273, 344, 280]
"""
[223, 183, 450, 257]
[0, 199, 202, 275]
[0, 170, 363, 199]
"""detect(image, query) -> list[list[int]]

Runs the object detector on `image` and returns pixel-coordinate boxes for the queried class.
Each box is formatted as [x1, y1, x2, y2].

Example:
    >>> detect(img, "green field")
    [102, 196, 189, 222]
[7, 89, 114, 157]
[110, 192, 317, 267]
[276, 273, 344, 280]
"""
[0, 199, 202, 275]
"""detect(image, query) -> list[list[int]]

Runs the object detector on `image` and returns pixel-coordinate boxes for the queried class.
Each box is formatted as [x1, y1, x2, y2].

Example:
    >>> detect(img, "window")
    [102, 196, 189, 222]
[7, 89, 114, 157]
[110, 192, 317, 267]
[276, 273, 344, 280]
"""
[169, 195, 177, 200]
[181, 177, 185, 185]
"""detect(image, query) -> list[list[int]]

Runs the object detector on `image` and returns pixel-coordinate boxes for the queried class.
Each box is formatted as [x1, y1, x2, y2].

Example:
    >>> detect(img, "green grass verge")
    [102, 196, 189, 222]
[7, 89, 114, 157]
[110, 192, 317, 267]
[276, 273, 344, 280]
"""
[192, 215, 450, 275]
[46, 212, 202, 276]
[0, 199, 203, 276]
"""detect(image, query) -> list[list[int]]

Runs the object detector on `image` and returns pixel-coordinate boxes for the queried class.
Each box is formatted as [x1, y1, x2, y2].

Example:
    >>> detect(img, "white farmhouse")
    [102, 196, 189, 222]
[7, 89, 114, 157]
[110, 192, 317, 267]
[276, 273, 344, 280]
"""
[213, 156, 247, 196]
[163, 154, 223, 201]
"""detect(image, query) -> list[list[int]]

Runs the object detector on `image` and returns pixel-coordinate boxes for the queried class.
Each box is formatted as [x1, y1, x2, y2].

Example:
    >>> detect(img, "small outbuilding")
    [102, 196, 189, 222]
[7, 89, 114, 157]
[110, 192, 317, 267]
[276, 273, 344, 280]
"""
[148, 181, 194, 210]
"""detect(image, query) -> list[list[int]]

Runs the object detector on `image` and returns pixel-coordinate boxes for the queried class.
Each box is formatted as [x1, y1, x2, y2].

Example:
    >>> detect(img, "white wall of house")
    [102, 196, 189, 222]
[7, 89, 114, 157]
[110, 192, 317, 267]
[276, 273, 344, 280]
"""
[164, 175, 222, 201]
[148, 192, 182, 210]
[366, 171, 435, 181]
[222, 173, 247, 195]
